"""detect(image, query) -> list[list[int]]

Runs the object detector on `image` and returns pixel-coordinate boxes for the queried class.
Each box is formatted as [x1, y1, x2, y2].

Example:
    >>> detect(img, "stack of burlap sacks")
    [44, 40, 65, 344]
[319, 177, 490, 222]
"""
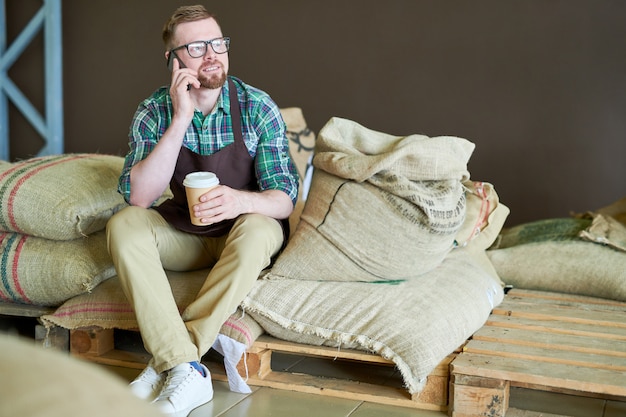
[1, 155, 165, 416]
[239, 117, 510, 395]
[0, 154, 125, 306]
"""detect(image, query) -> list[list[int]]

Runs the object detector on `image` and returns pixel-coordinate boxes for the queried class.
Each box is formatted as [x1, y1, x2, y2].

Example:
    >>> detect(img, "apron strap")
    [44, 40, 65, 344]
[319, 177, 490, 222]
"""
[228, 78, 244, 145]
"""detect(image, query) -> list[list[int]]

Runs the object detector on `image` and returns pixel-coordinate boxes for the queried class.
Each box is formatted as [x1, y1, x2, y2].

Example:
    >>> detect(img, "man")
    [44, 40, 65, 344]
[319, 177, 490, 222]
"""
[106, 5, 298, 416]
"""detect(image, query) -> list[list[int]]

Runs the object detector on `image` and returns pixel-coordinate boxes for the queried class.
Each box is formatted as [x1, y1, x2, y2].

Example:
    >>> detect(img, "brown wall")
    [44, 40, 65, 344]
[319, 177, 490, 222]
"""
[6, 0, 626, 227]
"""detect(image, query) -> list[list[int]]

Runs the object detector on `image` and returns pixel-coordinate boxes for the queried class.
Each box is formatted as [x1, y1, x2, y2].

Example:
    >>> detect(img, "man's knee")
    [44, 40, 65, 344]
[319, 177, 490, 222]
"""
[229, 214, 284, 254]
[106, 206, 163, 253]
[233, 214, 281, 236]
[107, 206, 145, 237]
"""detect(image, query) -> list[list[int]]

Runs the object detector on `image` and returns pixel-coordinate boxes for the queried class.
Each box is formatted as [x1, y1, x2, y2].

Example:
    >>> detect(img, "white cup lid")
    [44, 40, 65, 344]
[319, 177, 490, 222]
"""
[183, 171, 219, 188]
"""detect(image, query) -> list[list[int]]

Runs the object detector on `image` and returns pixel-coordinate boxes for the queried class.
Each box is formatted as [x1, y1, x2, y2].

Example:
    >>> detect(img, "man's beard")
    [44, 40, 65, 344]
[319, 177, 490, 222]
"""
[198, 70, 227, 90]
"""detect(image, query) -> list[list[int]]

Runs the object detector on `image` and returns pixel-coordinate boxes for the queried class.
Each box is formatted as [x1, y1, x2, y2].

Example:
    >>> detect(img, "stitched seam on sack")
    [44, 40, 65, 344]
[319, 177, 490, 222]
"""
[312, 181, 408, 282]
[316, 181, 349, 229]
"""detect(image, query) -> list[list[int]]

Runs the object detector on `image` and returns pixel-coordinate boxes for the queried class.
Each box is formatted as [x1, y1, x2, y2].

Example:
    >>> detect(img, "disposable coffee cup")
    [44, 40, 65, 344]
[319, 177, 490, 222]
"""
[183, 171, 220, 226]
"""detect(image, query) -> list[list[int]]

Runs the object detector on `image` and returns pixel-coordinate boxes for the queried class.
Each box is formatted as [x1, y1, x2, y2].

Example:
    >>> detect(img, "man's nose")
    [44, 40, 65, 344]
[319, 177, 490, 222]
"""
[203, 47, 216, 60]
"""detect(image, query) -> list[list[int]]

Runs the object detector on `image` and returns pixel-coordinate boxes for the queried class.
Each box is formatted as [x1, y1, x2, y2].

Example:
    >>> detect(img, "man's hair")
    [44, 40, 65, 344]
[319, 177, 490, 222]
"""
[162, 5, 218, 49]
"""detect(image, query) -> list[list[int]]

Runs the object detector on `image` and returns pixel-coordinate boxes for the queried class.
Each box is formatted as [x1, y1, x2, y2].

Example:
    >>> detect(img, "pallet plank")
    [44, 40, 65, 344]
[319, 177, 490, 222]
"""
[486, 314, 626, 340]
[70, 328, 115, 356]
[448, 373, 510, 417]
[464, 339, 626, 372]
[0, 302, 54, 317]
[504, 289, 626, 308]
[451, 353, 626, 397]
[471, 326, 626, 358]
[252, 335, 394, 365]
[492, 302, 626, 328]
[210, 362, 446, 410]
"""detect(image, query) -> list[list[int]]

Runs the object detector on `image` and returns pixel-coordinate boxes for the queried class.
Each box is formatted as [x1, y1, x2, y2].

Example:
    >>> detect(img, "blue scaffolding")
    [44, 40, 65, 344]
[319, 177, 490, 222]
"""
[0, 0, 63, 160]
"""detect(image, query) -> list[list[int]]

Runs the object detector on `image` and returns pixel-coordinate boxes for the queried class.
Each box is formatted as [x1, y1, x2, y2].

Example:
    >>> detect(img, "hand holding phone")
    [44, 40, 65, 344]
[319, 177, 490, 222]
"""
[167, 51, 192, 90]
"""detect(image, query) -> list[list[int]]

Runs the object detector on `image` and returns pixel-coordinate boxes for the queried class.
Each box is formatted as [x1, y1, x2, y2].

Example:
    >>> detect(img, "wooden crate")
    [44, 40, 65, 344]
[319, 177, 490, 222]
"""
[68, 328, 456, 411]
[449, 289, 626, 417]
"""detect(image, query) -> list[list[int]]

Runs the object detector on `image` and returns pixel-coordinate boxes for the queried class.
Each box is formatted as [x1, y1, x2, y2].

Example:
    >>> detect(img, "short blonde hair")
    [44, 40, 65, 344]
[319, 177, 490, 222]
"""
[162, 5, 218, 49]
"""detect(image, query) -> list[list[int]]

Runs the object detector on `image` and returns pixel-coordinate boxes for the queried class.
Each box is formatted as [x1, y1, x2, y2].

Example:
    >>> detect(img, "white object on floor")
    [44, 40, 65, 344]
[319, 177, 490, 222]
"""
[212, 334, 252, 394]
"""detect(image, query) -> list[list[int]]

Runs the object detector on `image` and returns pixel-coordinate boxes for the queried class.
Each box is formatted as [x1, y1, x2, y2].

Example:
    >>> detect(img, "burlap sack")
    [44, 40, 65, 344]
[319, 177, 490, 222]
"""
[41, 269, 264, 348]
[487, 218, 626, 302]
[0, 154, 127, 240]
[454, 180, 510, 250]
[243, 248, 504, 395]
[280, 107, 316, 235]
[574, 195, 626, 252]
[582, 195, 626, 225]
[269, 117, 475, 282]
[0, 335, 162, 417]
[579, 214, 626, 252]
[0, 230, 114, 306]
[281, 107, 315, 186]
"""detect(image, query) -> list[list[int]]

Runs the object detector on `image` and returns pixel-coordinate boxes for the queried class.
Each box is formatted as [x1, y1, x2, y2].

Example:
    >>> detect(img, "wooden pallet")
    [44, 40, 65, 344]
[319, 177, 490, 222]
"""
[0, 302, 54, 318]
[68, 328, 456, 411]
[448, 289, 626, 417]
[227, 335, 455, 411]
[0, 302, 69, 349]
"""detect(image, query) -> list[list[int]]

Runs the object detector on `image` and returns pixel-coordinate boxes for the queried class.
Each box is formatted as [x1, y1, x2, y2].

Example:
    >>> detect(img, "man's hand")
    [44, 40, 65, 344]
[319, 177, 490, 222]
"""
[169, 58, 200, 123]
[128, 58, 200, 208]
[190, 186, 293, 224]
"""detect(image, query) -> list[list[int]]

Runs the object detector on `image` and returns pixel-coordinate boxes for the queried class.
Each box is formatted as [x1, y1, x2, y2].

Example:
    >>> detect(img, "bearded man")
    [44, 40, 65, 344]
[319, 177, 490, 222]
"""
[106, 5, 298, 416]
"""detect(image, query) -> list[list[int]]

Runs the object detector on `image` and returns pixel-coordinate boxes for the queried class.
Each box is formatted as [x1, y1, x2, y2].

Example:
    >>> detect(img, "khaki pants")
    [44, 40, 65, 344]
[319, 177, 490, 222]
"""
[106, 206, 284, 373]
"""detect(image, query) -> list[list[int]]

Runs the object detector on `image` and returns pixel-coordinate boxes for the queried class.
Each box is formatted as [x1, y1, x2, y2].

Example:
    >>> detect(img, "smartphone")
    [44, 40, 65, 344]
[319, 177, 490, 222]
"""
[167, 51, 191, 90]
[167, 50, 187, 71]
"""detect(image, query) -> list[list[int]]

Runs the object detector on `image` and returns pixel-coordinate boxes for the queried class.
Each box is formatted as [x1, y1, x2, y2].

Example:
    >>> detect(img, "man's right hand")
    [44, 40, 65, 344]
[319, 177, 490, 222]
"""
[169, 58, 200, 124]
[128, 58, 198, 208]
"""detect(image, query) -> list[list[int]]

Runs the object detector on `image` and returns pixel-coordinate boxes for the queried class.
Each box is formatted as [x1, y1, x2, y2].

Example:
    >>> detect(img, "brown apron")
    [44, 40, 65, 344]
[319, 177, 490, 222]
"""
[154, 78, 289, 239]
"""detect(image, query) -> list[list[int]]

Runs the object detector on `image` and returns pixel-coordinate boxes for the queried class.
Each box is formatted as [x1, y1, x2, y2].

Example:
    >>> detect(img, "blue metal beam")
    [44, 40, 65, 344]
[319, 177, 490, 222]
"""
[0, 7, 45, 72]
[0, 0, 7, 159]
[43, 0, 63, 157]
[0, 0, 63, 160]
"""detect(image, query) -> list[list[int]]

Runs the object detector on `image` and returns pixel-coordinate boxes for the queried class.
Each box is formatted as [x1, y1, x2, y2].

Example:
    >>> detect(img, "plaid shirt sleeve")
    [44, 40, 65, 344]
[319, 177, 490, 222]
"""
[118, 90, 166, 203]
[235, 79, 299, 206]
[247, 97, 300, 206]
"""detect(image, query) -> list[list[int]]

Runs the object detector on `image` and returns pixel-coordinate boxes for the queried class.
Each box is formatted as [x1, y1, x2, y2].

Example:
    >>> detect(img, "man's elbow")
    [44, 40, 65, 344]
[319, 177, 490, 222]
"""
[128, 193, 152, 209]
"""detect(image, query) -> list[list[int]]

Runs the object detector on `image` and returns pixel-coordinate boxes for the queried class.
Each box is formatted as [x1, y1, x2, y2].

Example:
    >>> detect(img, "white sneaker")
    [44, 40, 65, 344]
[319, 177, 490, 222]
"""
[154, 363, 214, 416]
[129, 364, 165, 401]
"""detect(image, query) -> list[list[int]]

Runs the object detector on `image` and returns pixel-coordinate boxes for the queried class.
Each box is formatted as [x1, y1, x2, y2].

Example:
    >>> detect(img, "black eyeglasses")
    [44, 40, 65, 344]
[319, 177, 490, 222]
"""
[170, 37, 231, 58]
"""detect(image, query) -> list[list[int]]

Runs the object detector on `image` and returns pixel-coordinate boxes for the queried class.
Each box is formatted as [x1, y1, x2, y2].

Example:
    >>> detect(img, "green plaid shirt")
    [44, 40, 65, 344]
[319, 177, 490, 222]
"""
[119, 76, 299, 206]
